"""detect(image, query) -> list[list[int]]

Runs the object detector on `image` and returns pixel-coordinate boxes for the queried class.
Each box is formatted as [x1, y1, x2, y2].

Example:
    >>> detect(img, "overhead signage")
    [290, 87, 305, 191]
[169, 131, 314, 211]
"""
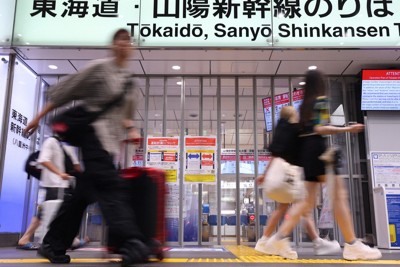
[12, 1, 400, 47]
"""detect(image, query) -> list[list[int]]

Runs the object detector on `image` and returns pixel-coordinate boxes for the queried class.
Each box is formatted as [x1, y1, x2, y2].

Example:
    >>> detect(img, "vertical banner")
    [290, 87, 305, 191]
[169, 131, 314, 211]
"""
[184, 136, 216, 183]
[262, 97, 272, 132]
[292, 89, 304, 114]
[274, 92, 290, 124]
[146, 137, 179, 183]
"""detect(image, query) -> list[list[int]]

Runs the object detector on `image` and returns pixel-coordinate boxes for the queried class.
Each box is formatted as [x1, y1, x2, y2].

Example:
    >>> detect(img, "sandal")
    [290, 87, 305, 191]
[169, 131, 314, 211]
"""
[16, 242, 39, 250]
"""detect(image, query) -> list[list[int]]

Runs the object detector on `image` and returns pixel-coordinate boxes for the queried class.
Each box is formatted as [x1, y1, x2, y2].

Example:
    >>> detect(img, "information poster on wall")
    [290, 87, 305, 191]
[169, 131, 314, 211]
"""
[184, 136, 216, 183]
[371, 152, 400, 248]
[293, 89, 304, 114]
[262, 97, 272, 132]
[274, 92, 290, 125]
[147, 137, 179, 183]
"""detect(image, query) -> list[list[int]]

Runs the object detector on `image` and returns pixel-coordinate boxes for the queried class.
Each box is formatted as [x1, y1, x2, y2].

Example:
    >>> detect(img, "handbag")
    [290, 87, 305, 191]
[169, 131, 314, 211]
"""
[262, 157, 306, 203]
[51, 80, 132, 146]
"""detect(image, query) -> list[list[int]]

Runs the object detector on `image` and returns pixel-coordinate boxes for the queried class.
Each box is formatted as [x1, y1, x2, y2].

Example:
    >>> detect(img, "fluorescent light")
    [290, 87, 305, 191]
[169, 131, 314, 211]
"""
[177, 81, 182, 85]
[172, 65, 181, 70]
[308, 65, 317, 70]
[48, 65, 58, 70]
[299, 82, 306, 85]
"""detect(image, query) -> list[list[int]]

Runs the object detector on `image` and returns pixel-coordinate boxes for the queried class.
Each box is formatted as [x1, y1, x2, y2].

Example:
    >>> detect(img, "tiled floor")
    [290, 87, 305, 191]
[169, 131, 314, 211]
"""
[0, 245, 399, 267]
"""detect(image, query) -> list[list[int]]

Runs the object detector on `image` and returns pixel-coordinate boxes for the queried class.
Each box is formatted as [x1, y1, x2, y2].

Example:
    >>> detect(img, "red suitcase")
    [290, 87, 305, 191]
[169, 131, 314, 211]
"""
[108, 166, 166, 260]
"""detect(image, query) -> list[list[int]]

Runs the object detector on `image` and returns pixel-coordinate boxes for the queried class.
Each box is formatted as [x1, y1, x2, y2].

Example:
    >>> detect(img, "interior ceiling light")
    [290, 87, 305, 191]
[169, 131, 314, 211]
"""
[48, 64, 58, 70]
[172, 65, 181, 70]
[299, 82, 306, 85]
[177, 81, 182, 85]
[308, 65, 317, 70]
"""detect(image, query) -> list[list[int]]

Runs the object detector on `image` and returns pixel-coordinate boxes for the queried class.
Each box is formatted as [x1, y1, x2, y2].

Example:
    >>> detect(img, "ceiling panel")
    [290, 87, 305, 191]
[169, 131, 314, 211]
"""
[141, 49, 272, 61]
[343, 60, 400, 75]
[211, 61, 280, 75]
[23, 59, 76, 75]
[70, 59, 145, 75]
[17, 48, 143, 60]
[270, 49, 400, 61]
[141, 60, 210, 75]
[276, 60, 352, 75]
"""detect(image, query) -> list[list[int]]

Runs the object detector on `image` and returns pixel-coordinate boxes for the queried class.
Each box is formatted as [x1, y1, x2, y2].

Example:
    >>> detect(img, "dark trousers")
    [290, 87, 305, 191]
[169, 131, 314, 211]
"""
[43, 127, 144, 255]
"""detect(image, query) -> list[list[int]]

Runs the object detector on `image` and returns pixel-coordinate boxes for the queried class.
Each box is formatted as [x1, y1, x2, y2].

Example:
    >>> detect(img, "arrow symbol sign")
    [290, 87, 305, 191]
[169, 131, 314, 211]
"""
[188, 153, 200, 159]
[202, 154, 213, 159]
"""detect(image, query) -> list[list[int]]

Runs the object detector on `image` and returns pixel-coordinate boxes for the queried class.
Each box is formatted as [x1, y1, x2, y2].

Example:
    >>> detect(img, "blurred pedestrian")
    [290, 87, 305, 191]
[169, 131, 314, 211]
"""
[23, 28, 146, 265]
[255, 106, 341, 256]
[262, 70, 382, 260]
[17, 135, 83, 250]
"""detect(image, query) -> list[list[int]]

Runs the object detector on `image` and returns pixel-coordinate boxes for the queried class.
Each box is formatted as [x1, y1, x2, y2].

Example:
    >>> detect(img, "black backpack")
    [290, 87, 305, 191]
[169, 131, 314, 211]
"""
[25, 150, 42, 179]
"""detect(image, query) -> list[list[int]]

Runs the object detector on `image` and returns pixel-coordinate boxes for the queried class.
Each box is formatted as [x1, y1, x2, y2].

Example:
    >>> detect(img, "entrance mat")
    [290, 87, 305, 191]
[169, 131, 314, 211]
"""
[166, 246, 236, 259]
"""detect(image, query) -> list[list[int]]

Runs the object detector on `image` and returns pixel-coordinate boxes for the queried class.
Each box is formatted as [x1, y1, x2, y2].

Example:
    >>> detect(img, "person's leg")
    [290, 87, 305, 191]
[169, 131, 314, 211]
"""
[331, 176, 356, 243]
[18, 216, 41, 245]
[278, 182, 319, 236]
[264, 203, 289, 237]
[330, 175, 382, 260]
[263, 182, 320, 259]
[302, 208, 342, 255]
[302, 211, 318, 241]
[81, 129, 148, 264]
[255, 203, 289, 254]
[39, 179, 92, 263]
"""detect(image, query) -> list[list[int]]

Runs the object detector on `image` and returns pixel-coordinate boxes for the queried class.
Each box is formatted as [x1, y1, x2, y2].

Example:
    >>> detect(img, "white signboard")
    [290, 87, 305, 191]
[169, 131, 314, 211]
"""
[370, 152, 400, 189]
[184, 136, 216, 183]
[12, 1, 400, 47]
[146, 137, 179, 183]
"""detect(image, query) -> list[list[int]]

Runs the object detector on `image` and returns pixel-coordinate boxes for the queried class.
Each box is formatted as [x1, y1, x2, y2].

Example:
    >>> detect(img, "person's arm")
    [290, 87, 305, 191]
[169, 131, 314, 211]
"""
[312, 96, 365, 135]
[23, 102, 56, 137]
[314, 123, 364, 135]
[23, 62, 101, 137]
[40, 161, 71, 181]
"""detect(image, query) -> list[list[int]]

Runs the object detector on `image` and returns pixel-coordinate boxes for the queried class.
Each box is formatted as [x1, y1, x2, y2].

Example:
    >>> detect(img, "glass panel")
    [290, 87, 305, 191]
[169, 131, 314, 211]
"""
[183, 78, 200, 243]
[220, 78, 236, 244]
[238, 78, 256, 242]
[147, 78, 164, 137]
[164, 77, 182, 242]
[201, 78, 218, 243]
[131, 77, 146, 167]
[0, 55, 10, 142]
[256, 78, 273, 238]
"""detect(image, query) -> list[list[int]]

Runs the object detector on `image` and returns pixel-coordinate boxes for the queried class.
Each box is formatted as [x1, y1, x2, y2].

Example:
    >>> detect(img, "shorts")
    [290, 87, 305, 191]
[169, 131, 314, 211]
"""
[299, 135, 327, 182]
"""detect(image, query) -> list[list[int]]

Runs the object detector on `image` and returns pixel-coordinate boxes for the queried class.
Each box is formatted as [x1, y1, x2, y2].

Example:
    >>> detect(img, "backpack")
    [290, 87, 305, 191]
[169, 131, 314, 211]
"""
[25, 150, 42, 179]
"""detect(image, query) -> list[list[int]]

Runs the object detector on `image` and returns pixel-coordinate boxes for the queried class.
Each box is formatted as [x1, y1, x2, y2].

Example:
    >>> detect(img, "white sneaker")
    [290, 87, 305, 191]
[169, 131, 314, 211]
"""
[313, 238, 342, 255]
[343, 240, 382, 261]
[255, 236, 269, 254]
[264, 234, 298, 259]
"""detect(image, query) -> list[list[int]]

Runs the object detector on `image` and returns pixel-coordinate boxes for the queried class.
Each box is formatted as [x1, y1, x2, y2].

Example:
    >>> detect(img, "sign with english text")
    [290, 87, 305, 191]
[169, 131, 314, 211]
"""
[12, 0, 400, 47]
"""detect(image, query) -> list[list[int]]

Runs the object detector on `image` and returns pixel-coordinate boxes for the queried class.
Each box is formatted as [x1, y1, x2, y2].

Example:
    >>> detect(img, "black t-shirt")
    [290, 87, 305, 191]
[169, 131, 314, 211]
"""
[268, 118, 301, 166]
